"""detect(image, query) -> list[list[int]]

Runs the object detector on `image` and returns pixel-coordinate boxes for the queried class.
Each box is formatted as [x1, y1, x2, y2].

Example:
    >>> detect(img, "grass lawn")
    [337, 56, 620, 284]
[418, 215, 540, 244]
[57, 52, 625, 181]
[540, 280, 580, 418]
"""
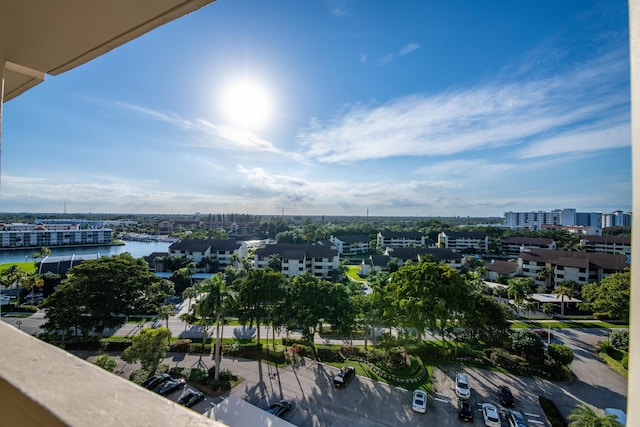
[325, 358, 432, 392]
[346, 266, 366, 283]
[0, 261, 36, 274]
[511, 320, 628, 329]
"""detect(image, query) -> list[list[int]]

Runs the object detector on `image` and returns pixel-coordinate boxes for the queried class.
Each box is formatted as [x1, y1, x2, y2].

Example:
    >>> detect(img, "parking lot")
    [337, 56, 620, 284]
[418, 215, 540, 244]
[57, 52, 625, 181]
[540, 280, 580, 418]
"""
[222, 359, 550, 427]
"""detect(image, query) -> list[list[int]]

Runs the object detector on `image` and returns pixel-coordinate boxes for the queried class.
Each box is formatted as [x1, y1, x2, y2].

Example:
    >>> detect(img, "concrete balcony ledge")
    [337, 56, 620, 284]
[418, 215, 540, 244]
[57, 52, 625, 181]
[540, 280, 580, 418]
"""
[0, 322, 224, 427]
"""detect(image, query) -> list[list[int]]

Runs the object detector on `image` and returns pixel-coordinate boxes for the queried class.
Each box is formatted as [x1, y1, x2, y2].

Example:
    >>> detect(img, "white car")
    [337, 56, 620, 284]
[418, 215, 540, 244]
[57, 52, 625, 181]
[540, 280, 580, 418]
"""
[455, 372, 471, 399]
[411, 389, 427, 413]
[482, 403, 501, 427]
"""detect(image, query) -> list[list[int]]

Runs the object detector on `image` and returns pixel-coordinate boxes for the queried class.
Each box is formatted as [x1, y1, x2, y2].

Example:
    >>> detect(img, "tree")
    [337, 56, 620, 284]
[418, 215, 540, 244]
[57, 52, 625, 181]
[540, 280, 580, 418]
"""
[385, 261, 470, 347]
[458, 294, 511, 347]
[580, 272, 630, 322]
[537, 266, 555, 291]
[22, 273, 44, 303]
[121, 327, 172, 377]
[233, 269, 285, 347]
[94, 354, 117, 373]
[43, 254, 163, 340]
[2, 265, 26, 294]
[507, 277, 533, 318]
[195, 276, 235, 381]
[182, 287, 198, 314]
[157, 304, 174, 344]
[568, 403, 623, 427]
[284, 273, 349, 358]
[553, 280, 576, 318]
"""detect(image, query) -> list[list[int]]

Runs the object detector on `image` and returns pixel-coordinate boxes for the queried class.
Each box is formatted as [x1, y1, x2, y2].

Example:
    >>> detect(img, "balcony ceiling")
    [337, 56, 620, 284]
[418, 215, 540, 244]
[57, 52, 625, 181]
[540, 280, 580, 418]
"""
[0, 0, 215, 102]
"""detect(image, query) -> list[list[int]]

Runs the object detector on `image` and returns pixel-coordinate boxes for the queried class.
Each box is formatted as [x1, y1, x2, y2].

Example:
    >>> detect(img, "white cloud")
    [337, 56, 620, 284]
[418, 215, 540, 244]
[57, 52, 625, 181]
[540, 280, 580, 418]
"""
[297, 48, 629, 164]
[378, 42, 420, 65]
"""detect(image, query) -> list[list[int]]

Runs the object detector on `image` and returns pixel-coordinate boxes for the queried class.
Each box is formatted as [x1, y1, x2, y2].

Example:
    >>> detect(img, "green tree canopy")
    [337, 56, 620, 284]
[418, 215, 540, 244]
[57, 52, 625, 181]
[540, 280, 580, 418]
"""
[121, 327, 172, 376]
[385, 261, 470, 345]
[43, 253, 163, 339]
[568, 403, 623, 427]
[580, 272, 630, 322]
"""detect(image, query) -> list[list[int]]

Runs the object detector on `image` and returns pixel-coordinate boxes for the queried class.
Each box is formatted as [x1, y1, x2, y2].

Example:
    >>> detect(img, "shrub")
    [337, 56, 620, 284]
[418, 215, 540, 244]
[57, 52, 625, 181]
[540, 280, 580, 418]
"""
[130, 369, 150, 385]
[621, 353, 629, 369]
[94, 354, 117, 372]
[609, 330, 629, 352]
[99, 337, 132, 352]
[170, 366, 208, 384]
[547, 344, 574, 366]
[538, 396, 568, 427]
[489, 348, 526, 371]
[170, 339, 192, 352]
[511, 329, 545, 361]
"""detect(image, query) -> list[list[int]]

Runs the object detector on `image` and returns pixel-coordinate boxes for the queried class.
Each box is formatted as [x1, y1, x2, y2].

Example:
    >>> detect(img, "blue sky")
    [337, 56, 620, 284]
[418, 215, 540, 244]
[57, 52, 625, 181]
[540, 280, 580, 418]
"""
[2, 0, 631, 217]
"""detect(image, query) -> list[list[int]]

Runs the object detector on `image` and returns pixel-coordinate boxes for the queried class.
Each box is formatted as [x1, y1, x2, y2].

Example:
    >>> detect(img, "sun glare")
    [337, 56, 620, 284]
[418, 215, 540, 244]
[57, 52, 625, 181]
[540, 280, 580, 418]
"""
[220, 78, 273, 130]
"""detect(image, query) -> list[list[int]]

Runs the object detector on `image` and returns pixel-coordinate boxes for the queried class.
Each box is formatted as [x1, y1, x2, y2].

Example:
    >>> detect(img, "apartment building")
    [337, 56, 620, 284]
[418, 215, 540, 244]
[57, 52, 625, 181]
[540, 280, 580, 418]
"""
[517, 248, 628, 287]
[437, 231, 488, 253]
[359, 254, 391, 276]
[385, 247, 465, 273]
[168, 239, 248, 271]
[254, 244, 339, 279]
[580, 235, 631, 256]
[0, 223, 113, 249]
[376, 230, 426, 249]
[500, 237, 557, 254]
[484, 260, 520, 281]
[329, 234, 371, 255]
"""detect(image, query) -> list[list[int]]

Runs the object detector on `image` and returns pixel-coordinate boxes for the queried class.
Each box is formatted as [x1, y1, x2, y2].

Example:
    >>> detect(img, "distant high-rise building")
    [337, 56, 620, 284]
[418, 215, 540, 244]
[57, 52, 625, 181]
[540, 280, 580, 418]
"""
[504, 209, 630, 231]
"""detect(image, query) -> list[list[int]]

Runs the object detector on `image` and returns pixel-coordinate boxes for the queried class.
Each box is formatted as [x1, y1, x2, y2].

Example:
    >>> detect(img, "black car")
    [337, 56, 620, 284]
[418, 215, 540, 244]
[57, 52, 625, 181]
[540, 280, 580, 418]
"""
[178, 390, 205, 408]
[458, 399, 474, 422]
[498, 385, 516, 407]
[155, 378, 186, 396]
[266, 400, 293, 418]
[333, 366, 356, 388]
[141, 373, 172, 390]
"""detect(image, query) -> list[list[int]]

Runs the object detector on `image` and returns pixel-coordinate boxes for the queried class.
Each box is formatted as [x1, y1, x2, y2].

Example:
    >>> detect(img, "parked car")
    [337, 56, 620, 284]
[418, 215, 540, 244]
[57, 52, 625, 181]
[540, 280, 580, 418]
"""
[266, 400, 293, 418]
[506, 409, 528, 427]
[455, 372, 471, 400]
[1, 295, 10, 305]
[411, 389, 427, 413]
[604, 408, 626, 426]
[178, 390, 205, 408]
[141, 373, 171, 390]
[333, 366, 356, 388]
[458, 399, 474, 422]
[532, 328, 553, 340]
[482, 403, 501, 427]
[498, 385, 516, 407]
[155, 378, 185, 396]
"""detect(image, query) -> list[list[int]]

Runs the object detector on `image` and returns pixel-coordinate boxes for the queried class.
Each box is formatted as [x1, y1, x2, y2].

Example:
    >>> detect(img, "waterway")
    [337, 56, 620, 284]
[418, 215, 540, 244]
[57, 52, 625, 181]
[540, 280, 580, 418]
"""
[0, 240, 172, 265]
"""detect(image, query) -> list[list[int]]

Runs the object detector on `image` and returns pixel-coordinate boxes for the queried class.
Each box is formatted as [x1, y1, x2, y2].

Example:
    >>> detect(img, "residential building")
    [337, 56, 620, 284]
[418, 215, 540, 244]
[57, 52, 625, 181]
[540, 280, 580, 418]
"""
[500, 237, 557, 254]
[376, 230, 426, 249]
[359, 254, 391, 276]
[38, 254, 100, 276]
[168, 239, 248, 271]
[385, 247, 465, 272]
[0, 223, 113, 249]
[437, 231, 488, 252]
[504, 208, 629, 231]
[330, 234, 371, 255]
[254, 243, 339, 279]
[541, 224, 601, 235]
[517, 248, 628, 287]
[580, 235, 631, 256]
[484, 260, 520, 281]
[602, 210, 632, 227]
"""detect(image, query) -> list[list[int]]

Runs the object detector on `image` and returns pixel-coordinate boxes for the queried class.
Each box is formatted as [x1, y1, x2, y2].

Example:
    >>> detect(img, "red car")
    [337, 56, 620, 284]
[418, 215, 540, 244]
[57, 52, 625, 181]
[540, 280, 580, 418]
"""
[532, 329, 553, 339]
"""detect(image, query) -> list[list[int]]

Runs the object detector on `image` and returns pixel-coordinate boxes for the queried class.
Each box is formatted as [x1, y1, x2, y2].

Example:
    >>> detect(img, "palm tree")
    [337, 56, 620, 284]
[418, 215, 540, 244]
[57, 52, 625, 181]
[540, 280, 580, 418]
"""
[22, 273, 44, 304]
[553, 280, 575, 319]
[537, 266, 555, 291]
[568, 403, 623, 427]
[196, 276, 234, 381]
[181, 286, 198, 331]
[267, 253, 281, 271]
[157, 304, 174, 344]
[2, 265, 26, 301]
[507, 277, 533, 318]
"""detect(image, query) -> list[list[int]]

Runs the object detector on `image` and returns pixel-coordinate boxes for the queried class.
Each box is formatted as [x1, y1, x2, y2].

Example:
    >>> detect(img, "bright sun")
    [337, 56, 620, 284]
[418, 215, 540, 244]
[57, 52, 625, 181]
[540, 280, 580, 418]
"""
[219, 78, 273, 130]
